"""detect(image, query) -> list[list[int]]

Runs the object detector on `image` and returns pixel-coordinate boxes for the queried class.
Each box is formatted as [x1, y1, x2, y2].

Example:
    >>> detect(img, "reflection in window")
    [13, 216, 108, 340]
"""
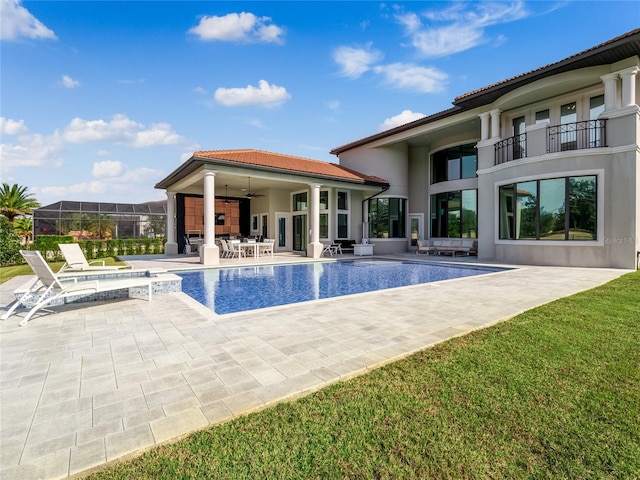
[430, 190, 477, 238]
[337, 191, 348, 210]
[569, 177, 596, 240]
[516, 181, 537, 239]
[369, 198, 406, 238]
[320, 213, 328, 239]
[319, 191, 328, 210]
[499, 176, 596, 240]
[431, 144, 477, 184]
[292, 192, 307, 211]
[337, 213, 348, 239]
[560, 102, 577, 151]
[535, 109, 550, 124]
[539, 178, 565, 240]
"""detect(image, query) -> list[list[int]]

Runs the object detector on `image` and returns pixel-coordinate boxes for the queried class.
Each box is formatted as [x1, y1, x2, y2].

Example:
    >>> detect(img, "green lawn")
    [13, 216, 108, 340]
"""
[0, 257, 126, 284]
[85, 270, 640, 479]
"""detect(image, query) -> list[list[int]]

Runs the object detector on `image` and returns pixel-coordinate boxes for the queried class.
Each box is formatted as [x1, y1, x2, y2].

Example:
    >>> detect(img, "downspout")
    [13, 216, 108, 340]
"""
[362, 185, 390, 241]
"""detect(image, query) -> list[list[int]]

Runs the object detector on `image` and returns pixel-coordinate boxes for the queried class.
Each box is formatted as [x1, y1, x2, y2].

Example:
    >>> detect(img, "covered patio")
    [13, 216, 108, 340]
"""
[155, 150, 389, 265]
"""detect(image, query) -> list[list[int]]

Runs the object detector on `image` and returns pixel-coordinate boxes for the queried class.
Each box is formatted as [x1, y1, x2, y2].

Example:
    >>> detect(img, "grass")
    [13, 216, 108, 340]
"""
[84, 269, 640, 479]
[0, 257, 126, 284]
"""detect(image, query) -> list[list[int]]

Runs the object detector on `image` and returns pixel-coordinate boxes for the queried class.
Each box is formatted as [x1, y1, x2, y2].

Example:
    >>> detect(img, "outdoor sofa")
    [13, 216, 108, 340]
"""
[416, 239, 477, 256]
[334, 239, 356, 253]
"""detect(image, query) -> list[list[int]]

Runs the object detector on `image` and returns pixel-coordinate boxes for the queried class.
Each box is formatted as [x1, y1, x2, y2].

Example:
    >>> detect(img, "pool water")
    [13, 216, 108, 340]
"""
[177, 259, 505, 315]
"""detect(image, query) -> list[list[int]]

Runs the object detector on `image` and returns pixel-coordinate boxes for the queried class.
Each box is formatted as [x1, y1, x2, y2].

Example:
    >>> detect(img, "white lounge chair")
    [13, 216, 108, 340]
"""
[58, 243, 130, 272]
[2, 250, 152, 327]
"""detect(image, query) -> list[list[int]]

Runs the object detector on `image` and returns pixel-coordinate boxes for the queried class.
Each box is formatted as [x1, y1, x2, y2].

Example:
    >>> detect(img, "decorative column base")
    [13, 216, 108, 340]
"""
[200, 245, 220, 265]
[307, 242, 323, 259]
[165, 242, 179, 256]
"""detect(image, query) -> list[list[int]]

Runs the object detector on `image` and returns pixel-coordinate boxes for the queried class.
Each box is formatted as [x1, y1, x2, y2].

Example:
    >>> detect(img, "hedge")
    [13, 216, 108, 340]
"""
[11, 236, 167, 264]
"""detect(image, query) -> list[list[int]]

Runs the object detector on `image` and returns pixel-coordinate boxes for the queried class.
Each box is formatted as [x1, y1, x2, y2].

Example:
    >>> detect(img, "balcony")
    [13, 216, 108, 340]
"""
[494, 119, 607, 165]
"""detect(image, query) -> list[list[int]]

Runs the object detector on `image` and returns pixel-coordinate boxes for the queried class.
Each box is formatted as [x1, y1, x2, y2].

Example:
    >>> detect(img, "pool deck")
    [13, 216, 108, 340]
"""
[0, 253, 631, 479]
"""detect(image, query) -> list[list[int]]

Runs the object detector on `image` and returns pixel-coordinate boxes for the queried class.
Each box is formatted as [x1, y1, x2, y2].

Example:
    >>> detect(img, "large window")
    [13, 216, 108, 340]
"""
[499, 175, 596, 241]
[369, 198, 406, 238]
[431, 144, 477, 184]
[292, 192, 307, 211]
[336, 191, 349, 239]
[430, 189, 477, 238]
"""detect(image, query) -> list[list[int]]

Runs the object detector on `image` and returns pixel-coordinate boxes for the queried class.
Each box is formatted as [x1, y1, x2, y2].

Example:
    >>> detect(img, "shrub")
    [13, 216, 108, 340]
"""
[0, 216, 22, 265]
[34, 234, 73, 261]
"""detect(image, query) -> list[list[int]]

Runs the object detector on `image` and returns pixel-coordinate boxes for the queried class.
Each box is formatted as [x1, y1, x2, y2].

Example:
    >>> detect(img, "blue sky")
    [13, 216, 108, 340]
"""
[1, 0, 638, 206]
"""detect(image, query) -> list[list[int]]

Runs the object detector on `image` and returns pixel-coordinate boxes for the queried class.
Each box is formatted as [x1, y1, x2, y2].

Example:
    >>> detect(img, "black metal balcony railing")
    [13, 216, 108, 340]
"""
[494, 119, 607, 165]
[547, 119, 607, 153]
[495, 133, 526, 165]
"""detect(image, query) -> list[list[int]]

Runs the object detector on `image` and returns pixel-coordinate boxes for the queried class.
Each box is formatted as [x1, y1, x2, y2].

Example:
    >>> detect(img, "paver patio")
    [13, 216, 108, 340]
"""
[0, 254, 630, 479]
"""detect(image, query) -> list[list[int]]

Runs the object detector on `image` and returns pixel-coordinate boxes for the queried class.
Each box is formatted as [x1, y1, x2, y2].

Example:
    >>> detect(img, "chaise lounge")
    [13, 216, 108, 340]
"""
[58, 243, 132, 272]
[2, 250, 153, 326]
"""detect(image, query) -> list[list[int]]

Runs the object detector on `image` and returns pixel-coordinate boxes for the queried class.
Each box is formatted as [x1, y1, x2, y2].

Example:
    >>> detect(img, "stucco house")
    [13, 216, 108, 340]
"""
[156, 28, 639, 268]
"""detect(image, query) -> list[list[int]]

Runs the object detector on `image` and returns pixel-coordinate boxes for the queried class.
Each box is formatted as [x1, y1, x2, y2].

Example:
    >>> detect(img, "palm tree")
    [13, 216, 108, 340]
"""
[13, 217, 33, 244]
[86, 214, 115, 239]
[0, 183, 40, 222]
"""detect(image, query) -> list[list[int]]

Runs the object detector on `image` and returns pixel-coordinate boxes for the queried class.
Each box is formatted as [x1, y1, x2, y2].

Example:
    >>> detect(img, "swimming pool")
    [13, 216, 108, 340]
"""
[177, 259, 505, 315]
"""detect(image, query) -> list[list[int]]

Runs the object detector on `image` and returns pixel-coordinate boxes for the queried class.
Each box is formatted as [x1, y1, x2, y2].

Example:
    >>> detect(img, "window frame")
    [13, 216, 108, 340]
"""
[430, 143, 478, 185]
[496, 170, 602, 244]
[368, 197, 407, 239]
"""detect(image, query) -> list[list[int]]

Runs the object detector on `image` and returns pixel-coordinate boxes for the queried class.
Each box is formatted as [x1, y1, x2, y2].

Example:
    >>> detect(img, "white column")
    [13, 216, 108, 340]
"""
[164, 191, 178, 255]
[601, 73, 619, 112]
[490, 109, 502, 140]
[307, 183, 323, 258]
[203, 170, 216, 246]
[479, 112, 490, 140]
[200, 168, 220, 265]
[619, 67, 639, 108]
[310, 183, 320, 244]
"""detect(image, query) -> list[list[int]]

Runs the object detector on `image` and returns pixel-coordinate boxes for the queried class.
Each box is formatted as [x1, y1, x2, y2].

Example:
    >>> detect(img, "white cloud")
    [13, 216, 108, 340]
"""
[63, 114, 187, 147]
[0, 117, 28, 135]
[0, 0, 57, 41]
[133, 123, 183, 147]
[39, 181, 108, 198]
[92, 160, 125, 178]
[0, 130, 64, 174]
[214, 80, 291, 107]
[188, 12, 285, 44]
[396, 1, 528, 58]
[379, 110, 427, 131]
[373, 63, 448, 93]
[194, 86, 208, 95]
[36, 166, 165, 203]
[333, 44, 383, 79]
[60, 75, 80, 88]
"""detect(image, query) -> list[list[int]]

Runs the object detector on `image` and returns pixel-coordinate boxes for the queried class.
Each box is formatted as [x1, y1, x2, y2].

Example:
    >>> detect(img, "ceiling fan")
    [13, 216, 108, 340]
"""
[242, 177, 265, 198]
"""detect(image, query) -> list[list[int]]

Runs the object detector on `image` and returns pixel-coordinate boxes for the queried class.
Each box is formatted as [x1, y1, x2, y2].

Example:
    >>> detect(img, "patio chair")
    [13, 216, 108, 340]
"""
[260, 238, 275, 257]
[183, 236, 199, 255]
[2, 250, 152, 327]
[219, 239, 232, 258]
[228, 240, 245, 259]
[58, 243, 131, 272]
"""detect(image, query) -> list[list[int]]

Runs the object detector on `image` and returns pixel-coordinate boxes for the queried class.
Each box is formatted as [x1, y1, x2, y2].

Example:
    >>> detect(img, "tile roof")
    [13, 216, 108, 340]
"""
[454, 28, 640, 105]
[193, 149, 388, 185]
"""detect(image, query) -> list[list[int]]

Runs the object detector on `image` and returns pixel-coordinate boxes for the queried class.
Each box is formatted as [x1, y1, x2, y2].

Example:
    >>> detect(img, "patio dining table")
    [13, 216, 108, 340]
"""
[235, 241, 274, 258]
